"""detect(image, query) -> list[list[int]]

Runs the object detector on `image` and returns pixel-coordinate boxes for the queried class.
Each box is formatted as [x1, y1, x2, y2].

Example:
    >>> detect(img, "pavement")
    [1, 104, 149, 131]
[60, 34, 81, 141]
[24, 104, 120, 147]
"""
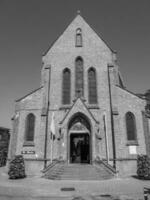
[0, 167, 150, 200]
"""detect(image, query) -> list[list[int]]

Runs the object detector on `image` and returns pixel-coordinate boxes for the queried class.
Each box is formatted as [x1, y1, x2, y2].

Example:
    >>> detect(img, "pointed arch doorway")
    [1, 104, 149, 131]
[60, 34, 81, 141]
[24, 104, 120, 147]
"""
[68, 113, 91, 164]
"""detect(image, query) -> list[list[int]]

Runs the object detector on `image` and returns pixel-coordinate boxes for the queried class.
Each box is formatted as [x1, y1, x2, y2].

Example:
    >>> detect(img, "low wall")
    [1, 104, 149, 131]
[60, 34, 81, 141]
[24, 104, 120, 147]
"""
[117, 159, 137, 177]
[24, 160, 44, 176]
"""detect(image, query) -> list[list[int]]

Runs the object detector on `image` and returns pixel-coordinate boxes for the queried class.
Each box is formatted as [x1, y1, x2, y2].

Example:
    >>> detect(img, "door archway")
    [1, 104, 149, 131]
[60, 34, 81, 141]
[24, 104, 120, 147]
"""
[68, 113, 91, 164]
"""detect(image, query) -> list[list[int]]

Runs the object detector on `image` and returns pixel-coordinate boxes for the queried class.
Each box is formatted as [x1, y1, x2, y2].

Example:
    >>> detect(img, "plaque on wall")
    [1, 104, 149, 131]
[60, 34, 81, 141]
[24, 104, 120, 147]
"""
[129, 146, 137, 155]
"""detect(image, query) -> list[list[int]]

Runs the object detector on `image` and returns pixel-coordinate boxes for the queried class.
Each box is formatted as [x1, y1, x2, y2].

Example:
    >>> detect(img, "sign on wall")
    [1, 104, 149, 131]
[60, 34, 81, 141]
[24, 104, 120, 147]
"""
[21, 150, 35, 155]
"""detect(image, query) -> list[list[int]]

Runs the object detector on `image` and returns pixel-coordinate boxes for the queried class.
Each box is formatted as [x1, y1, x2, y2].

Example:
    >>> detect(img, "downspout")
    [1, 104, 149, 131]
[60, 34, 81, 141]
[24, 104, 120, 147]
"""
[44, 66, 51, 169]
[107, 65, 116, 169]
[103, 113, 109, 163]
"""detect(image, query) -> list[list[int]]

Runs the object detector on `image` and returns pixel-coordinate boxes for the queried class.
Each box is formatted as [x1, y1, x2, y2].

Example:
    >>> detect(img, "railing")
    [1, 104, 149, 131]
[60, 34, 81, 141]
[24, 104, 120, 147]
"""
[41, 160, 59, 173]
[41, 159, 65, 174]
[94, 159, 118, 175]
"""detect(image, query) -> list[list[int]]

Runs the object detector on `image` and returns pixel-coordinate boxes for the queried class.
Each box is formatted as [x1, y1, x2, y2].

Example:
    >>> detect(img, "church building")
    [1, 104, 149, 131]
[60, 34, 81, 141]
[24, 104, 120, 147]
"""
[9, 13, 150, 177]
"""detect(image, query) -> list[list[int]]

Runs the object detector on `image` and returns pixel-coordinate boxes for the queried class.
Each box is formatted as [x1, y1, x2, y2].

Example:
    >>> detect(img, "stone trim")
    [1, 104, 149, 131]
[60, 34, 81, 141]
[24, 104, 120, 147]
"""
[7, 157, 138, 162]
[59, 105, 71, 110]
[102, 157, 137, 161]
[87, 104, 100, 109]
[116, 85, 145, 100]
[126, 140, 139, 146]
[16, 87, 43, 102]
[112, 110, 119, 115]
[59, 97, 99, 124]
[7, 157, 42, 162]
[17, 109, 42, 111]
[23, 141, 35, 147]
[26, 159, 66, 162]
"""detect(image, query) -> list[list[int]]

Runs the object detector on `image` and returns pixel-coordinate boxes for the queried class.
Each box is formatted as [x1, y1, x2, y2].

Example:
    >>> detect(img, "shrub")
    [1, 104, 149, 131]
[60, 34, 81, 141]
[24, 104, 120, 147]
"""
[8, 155, 26, 179]
[137, 155, 150, 180]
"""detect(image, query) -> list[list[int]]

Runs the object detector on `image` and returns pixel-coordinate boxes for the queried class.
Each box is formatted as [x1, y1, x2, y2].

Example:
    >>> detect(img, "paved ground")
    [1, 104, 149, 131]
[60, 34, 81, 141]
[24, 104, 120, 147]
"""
[0, 167, 150, 200]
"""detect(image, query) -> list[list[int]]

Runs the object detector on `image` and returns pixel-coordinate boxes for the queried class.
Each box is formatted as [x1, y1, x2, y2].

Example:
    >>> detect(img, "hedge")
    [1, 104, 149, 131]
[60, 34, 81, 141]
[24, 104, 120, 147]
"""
[8, 155, 26, 179]
[137, 155, 150, 180]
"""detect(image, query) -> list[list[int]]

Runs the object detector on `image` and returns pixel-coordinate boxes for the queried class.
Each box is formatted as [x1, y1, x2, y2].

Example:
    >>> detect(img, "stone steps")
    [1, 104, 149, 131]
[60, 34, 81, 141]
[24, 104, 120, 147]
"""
[44, 163, 114, 180]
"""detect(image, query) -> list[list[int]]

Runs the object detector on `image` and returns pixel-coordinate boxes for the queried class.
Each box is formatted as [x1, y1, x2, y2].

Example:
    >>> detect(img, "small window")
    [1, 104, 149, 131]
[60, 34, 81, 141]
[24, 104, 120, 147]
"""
[125, 112, 137, 141]
[25, 113, 35, 142]
[76, 28, 82, 47]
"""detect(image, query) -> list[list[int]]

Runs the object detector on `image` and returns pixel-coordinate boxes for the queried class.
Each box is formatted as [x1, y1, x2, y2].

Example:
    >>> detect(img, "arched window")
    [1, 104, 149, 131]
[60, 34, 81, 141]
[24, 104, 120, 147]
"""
[125, 112, 137, 141]
[25, 113, 35, 142]
[62, 68, 71, 105]
[88, 67, 97, 104]
[76, 28, 82, 47]
[75, 57, 84, 98]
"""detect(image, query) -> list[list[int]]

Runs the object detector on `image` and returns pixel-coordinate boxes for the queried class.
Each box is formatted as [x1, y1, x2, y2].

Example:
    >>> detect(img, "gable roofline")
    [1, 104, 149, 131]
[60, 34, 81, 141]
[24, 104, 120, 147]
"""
[16, 86, 43, 102]
[80, 14, 116, 53]
[116, 85, 145, 100]
[42, 12, 115, 57]
[42, 12, 79, 57]
[59, 97, 99, 125]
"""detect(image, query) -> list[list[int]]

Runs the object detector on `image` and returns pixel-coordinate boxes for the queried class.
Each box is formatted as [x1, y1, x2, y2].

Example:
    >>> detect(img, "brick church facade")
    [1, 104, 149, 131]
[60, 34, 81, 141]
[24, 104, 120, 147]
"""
[9, 13, 150, 176]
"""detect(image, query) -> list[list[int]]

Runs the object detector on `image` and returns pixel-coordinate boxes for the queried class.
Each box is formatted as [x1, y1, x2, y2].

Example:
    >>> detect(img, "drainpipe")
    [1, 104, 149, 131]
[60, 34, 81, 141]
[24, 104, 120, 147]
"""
[103, 113, 109, 164]
[107, 65, 116, 169]
[44, 66, 51, 169]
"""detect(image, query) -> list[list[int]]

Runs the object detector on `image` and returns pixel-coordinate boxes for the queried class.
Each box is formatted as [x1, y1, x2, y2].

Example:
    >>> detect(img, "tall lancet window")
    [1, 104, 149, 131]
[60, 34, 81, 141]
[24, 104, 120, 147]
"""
[88, 67, 97, 104]
[75, 57, 84, 98]
[76, 28, 82, 47]
[62, 68, 71, 105]
[25, 113, 35, 143]
[125, 112, 137, 141]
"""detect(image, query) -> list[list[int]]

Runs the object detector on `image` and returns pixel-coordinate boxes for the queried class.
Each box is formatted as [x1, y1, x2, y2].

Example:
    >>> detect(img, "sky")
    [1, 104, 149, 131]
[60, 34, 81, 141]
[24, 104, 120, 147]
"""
[0, 0, 150, 128]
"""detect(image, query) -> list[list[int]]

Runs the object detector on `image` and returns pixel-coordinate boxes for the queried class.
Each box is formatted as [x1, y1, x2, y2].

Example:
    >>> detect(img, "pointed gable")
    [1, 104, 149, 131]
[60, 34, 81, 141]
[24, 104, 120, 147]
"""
[43, 13, 114, 64]
[60, 98, 99, 126]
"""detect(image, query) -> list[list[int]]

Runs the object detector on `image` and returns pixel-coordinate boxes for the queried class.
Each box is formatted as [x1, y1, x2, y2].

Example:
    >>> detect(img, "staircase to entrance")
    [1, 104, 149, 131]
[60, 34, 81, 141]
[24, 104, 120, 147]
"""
[43, 161, 115, 180]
